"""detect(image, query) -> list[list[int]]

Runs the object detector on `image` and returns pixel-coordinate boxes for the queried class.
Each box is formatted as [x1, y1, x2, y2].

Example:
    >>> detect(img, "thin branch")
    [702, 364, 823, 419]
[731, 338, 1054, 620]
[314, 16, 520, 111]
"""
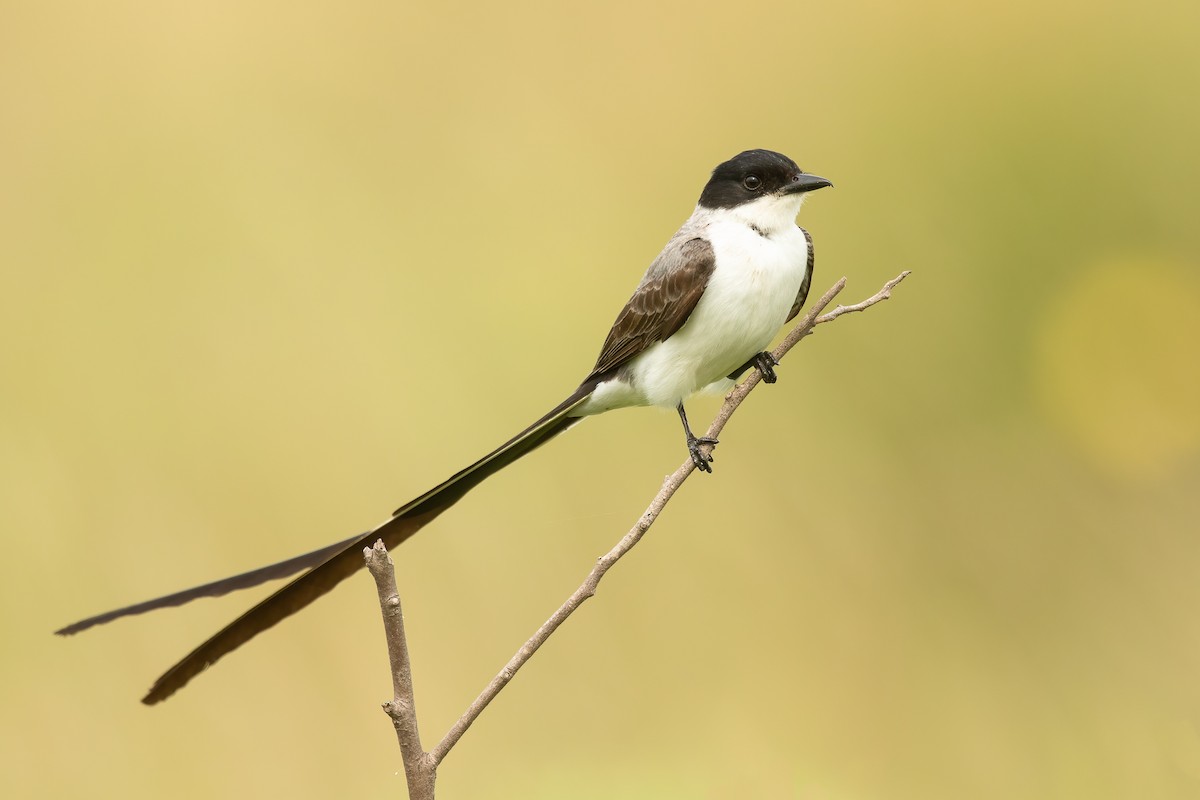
[699, 269, 910, 449]
[430, 469, 681, 764]
[364, 542, 436, 800]
[816, 270, 910, 323]
[428, 270, 910, 766]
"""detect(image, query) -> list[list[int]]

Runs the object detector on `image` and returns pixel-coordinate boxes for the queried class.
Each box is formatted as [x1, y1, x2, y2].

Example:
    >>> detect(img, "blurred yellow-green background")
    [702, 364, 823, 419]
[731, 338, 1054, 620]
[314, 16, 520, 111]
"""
[4, 1, 1199, 798]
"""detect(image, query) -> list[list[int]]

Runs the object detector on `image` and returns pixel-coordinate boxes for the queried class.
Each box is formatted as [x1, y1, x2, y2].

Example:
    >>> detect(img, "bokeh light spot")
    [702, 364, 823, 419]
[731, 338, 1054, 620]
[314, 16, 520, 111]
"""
[1034, 257, 1200, 480]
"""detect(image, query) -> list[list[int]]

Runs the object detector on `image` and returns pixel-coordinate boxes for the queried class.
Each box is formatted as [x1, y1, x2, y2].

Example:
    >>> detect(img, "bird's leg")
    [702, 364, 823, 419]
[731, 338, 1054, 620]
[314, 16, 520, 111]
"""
[726, 351, 779, 384]
[677, 403, 718, 473]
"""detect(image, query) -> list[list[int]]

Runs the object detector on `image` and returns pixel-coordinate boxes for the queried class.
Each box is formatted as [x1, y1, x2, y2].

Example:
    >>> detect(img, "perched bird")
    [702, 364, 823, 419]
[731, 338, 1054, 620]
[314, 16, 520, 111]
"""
[57, 149, 832, 704]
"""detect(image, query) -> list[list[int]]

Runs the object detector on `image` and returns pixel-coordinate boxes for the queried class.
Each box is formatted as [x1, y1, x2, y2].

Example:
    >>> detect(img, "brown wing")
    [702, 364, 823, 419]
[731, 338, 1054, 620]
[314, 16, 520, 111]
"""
[586, 236, 716, 380]
[786, 227, 815, 323]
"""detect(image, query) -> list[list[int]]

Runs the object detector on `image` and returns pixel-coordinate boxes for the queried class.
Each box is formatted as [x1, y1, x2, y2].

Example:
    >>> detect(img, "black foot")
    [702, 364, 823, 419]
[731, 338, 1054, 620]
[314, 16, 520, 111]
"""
[751, 352, 779, 384]
[686, 435, 719, 473]
[727, 351, 780, 383]
[677, 402, 718, 473]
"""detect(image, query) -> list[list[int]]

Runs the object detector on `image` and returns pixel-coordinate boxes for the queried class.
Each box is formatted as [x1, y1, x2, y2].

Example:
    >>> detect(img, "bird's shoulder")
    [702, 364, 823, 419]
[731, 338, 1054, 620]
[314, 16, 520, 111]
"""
[585, 232, 716, 380]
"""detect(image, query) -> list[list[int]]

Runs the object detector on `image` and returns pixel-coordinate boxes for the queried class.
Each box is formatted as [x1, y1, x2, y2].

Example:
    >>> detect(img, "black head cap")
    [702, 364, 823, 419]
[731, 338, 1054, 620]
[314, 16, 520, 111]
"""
[698, 149, 832, 209]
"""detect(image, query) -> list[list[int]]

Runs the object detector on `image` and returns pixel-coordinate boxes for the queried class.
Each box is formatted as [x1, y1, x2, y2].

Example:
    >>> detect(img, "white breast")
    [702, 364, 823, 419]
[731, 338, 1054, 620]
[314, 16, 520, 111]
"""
[632, 219, 808, 406]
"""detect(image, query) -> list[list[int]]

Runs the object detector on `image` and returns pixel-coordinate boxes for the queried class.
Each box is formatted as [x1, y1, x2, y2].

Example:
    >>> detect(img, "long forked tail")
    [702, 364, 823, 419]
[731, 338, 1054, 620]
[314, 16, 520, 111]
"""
[54, 536, 364, 635]
[58, 384, 596, 704]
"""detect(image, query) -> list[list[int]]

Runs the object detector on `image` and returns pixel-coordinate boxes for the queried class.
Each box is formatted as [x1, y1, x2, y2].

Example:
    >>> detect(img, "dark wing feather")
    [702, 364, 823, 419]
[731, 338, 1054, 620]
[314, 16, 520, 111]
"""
[587, 237, 715, 380]
[786, 227, 815, 323]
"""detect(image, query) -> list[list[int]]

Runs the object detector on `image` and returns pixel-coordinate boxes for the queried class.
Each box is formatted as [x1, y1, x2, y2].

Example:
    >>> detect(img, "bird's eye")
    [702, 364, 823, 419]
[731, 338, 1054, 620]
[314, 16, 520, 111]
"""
[743, 175, 762, 191]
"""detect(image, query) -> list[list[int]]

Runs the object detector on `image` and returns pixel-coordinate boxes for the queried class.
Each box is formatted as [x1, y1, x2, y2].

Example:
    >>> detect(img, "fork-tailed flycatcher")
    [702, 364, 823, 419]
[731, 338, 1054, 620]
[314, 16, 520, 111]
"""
[57, 149, 832, 704]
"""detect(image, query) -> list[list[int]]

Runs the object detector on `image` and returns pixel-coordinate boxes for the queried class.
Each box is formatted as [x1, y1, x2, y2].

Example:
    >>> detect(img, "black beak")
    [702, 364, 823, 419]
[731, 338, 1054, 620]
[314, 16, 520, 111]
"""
[785, 173, 833, 194]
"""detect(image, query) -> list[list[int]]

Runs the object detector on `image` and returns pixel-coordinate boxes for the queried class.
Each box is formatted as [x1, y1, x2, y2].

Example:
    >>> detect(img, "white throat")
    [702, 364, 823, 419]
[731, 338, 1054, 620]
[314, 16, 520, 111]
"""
[724, 192, 806, 236]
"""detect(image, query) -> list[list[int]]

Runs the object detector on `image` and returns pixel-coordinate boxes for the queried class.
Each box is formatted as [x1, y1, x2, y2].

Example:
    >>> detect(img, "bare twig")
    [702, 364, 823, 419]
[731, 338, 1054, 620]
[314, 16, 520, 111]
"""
[816, 270, 910, 323]
[428, 271, 910, 766]
[430, 469, 681, 764]
[364, 543, 436, 800]
[698, 269, 910, 450]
